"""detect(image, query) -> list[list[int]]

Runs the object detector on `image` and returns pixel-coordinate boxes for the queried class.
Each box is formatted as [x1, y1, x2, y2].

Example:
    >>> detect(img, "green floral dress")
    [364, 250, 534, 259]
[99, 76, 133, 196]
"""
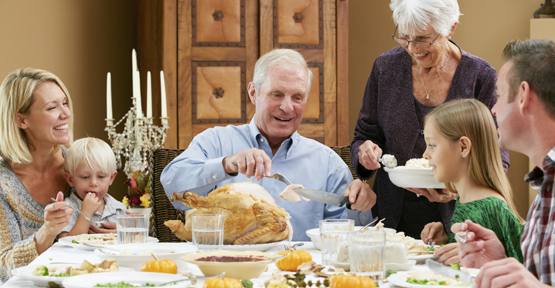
[448, 197, 523, 262]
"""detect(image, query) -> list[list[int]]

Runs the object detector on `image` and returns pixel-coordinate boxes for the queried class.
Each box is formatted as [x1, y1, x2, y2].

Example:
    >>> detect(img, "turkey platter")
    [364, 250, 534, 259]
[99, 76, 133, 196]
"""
[164, 182, 292, 245]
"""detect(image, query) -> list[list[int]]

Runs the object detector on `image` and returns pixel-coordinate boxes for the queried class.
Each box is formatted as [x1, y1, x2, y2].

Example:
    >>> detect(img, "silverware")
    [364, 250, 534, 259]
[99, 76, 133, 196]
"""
[159, 272, 225, 286]
[455, 230, 469, 243]
[293, 188, 352, 209]
[50, 198, 103, 227]
[407, 250, 435, 254]
[359, 217, 379, 231]
[230, 160, 292, 185]
[379, 154, 397, 168]
[425, 259, 474, 283]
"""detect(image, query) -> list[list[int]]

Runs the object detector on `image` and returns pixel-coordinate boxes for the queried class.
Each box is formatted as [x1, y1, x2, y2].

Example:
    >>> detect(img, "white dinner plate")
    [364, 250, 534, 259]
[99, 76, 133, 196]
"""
[387, 271, 473, 287]
[62, 272, 193, 288]
[407, 253, 439, 261]
[59, 234, 159, 250]
[94, 243, 197, 270]
[219, 240, 286, 252]
[11, 264, 134, 287]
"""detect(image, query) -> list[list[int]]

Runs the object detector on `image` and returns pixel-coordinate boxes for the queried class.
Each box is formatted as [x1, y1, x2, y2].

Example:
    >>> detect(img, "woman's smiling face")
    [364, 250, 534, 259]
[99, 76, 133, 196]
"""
[398, 25, 450, 69]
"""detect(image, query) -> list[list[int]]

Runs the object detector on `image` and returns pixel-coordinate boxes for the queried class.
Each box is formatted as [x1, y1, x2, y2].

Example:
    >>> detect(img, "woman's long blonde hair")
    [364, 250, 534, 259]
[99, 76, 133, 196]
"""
[425, 99, 524, 223]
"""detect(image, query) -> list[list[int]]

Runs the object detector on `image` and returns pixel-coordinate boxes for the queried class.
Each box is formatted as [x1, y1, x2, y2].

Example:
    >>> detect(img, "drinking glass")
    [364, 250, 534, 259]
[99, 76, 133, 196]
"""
[191, 214, 225, 252]
[116, 214, 148, 244]
[319, 219, 354, 265]
[349, 230, 386, 282]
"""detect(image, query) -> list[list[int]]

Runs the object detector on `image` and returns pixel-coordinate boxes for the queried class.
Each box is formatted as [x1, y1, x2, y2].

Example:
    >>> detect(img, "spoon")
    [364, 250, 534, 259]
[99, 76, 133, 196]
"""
[379, 154, 397, 169]
[159, 272, 225, 286]
[50, 198, 104, 227]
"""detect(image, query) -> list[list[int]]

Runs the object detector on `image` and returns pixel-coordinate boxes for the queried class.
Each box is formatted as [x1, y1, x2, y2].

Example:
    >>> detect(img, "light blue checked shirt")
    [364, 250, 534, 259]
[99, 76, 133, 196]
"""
[160, 117, 353, 241]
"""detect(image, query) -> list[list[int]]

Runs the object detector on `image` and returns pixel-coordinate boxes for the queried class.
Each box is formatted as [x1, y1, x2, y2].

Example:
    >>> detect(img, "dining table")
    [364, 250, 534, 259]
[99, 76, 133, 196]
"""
[3, 240, 436, 288]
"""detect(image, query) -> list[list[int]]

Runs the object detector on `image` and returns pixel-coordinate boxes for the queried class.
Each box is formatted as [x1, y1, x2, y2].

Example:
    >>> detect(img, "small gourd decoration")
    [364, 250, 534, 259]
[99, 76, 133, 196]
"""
[330, 274, 376, 288]
[204, 273, 243, 288]
[275, 245, 312, 272]
[140, 253, 178, 274]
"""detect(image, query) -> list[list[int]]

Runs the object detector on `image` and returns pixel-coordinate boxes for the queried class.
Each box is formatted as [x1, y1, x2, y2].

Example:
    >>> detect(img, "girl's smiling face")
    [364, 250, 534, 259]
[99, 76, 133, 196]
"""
[422, 119, 466, 184]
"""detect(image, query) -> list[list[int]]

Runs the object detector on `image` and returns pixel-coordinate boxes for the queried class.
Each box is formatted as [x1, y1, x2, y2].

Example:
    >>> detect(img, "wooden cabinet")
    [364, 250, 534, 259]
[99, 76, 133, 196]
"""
[137, 0, 349, 149]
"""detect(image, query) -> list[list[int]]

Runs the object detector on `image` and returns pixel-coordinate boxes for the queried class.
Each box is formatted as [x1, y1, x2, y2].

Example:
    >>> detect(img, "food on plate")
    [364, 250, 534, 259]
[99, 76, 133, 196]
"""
[275, 249, 312, 272]
[72, 233, 117, 245]
[165, 182, 292, 245]
[296, 261, 324, 275]
[330, 274, 376, 288]
[279, 184, 310, 202]
[265, 273, 289, 288]
[406, 271, 472, 286]
[205, 276, 242, 288]
[141, 254, 178, 274]
[94, 282, 159, 287]
[194, 255, 268, 262]
[31, 259, 119, 277]
[401, 158, 431, 169]
[386, 232, 429, 254]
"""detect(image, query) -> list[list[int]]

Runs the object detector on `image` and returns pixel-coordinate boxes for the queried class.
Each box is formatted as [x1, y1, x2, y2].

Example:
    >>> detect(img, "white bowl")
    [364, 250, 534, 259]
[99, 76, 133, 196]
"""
[94, 243, 197, 271]
[384, 167, 446, 189]
[306, 226, 396, 250]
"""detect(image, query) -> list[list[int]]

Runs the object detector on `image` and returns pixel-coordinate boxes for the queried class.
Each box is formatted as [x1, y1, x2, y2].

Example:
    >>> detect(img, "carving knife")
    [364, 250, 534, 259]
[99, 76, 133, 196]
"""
[293, 188, 353, 209]
[425, 259, 475, 283]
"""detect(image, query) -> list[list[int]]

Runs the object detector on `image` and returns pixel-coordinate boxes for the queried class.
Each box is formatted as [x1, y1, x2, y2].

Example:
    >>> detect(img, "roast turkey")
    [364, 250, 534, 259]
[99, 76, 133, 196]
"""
[164, 182, 292, 245]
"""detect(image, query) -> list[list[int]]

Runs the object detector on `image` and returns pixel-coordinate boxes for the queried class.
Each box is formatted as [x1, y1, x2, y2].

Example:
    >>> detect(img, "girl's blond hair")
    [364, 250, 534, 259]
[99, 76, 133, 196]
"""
[425, 99, 523, 223]
[0, 68, 74, 164]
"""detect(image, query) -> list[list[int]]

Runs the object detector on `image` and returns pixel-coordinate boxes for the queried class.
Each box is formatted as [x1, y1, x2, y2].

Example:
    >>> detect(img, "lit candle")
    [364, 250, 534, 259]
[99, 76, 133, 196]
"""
[106, 72, 112, 120]
[134, 70, 143, 117]
[146, 71, 152, 118]
[160, 71, 167, 118]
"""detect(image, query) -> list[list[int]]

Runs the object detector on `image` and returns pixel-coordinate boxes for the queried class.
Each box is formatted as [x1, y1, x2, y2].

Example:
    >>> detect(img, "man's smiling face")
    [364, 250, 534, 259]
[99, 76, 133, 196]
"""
[251, 64, 308, 146]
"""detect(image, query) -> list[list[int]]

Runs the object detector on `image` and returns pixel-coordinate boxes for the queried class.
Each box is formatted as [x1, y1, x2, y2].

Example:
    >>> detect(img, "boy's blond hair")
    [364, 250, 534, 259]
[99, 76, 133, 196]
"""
[64, 137, 116, 175]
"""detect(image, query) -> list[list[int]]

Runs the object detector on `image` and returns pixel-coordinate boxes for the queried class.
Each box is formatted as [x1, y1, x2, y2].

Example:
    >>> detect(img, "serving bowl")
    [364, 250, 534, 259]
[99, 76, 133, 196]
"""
[182, 250, 284, 279]
[384, 167, 447, 189]
[306, 226, 396, 250]
[94, 243, 197, 271]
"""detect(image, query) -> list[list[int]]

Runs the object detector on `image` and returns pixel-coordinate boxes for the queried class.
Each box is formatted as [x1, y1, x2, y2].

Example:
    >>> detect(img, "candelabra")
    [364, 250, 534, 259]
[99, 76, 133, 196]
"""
[105, 100, 169, 179]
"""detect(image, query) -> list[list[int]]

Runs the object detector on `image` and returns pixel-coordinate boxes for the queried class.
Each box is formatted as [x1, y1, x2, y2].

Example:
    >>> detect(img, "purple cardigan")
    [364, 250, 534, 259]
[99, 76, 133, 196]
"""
[350, 42, 510, 238]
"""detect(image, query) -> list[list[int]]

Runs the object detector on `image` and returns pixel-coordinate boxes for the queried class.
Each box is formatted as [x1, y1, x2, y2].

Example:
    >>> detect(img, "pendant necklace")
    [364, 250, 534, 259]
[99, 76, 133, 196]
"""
[418, 45, 453, 100]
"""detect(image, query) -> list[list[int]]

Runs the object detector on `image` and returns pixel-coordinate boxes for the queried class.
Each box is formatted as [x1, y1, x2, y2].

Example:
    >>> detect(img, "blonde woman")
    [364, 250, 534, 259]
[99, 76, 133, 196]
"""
[0, 68, 75, 281]
[420, 99, 523, 263]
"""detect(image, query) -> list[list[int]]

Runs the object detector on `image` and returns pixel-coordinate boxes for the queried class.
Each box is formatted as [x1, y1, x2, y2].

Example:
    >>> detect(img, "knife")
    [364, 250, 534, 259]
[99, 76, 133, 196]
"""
[293, 188, 353, 209]
[425, 259, 475, 283]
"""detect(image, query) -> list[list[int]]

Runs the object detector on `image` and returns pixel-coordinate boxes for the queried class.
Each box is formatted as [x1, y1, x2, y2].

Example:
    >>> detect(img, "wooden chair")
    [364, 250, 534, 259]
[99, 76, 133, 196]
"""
[149, 145, 356, 242]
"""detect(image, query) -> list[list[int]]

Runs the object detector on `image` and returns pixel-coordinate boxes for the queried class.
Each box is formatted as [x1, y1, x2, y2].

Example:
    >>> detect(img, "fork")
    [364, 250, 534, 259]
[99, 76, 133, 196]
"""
[230, 160, 292, 185]
[50, 198, 103, 227]
[455, 230, 469, 243]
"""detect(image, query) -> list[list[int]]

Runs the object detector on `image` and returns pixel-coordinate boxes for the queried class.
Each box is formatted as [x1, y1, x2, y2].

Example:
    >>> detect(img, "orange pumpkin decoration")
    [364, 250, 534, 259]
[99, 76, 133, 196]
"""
[330, 274, 376, 288]
[275, 249, 312, 272]
[140, 254, 178, 274]
[204, 276, 243, 288]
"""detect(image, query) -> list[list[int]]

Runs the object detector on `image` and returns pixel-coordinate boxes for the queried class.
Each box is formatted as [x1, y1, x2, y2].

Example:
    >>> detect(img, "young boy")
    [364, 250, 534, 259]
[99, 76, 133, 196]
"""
[59, 137, 127, 238]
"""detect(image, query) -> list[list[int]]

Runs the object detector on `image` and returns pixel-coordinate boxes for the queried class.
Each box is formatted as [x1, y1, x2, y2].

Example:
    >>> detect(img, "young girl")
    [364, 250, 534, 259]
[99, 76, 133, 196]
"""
[420, 99, 524, 262]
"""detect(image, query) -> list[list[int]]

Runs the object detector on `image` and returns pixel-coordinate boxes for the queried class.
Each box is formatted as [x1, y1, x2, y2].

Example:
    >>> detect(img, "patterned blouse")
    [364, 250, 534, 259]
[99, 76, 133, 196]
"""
[521, 147, 555, 285]
[448, 197, 523, 262]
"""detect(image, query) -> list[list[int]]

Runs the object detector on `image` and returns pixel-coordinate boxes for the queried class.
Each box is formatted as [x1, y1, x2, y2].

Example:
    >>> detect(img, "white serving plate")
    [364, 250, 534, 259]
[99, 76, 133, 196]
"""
[59, 234, 159, 250]
[219, 240, 285, 252]
[387, 269, 478, 287]
[306, 226, 396, 250]
[11, 264, 134, 287]
[62, 272, 193, 288]
[384, 167, 447, 189]
[94, 243, 197, 270]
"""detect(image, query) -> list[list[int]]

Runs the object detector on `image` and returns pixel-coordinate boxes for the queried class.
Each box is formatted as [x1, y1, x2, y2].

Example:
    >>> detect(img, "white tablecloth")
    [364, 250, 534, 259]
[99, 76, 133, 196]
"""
[3, 241, 430, 287]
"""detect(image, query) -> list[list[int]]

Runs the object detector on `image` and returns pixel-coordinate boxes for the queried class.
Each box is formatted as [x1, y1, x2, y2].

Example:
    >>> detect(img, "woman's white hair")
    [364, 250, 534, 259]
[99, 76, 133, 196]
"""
[252, 49, 313, 96]
[64, 137, 116, 175]
[390, 0, 461, 36]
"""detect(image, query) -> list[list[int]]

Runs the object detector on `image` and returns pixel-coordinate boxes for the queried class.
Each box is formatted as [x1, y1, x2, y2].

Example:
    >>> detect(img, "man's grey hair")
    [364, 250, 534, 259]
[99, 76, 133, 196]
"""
[252, 49, 313, 97]
[390, 0, 461, 36]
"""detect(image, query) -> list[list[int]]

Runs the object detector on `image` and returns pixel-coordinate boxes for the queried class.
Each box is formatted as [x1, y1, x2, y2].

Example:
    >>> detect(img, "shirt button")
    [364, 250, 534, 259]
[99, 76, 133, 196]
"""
[421, 130, 425, 135]
[362, 216, 366, 220]
[212, 175, 217, 179]
[261, 138, 264, 142]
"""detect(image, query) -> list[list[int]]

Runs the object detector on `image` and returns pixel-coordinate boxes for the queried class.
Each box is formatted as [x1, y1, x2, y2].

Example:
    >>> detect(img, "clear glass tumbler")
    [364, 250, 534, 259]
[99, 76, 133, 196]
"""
[191, 214, 225, 252]
[116, 214, 149, 244]
[349, 230, 386, 282]
[319, 219, 354, 265]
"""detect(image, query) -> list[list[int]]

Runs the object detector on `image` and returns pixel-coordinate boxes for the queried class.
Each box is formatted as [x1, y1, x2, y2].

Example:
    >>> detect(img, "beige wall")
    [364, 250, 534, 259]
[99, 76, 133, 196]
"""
[0, 0, 137, 200]
[349, 0, 544, 220]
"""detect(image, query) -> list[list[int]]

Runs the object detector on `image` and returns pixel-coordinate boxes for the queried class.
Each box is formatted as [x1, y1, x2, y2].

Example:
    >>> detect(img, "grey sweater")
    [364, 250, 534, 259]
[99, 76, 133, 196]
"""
[350, 41, 510, 238]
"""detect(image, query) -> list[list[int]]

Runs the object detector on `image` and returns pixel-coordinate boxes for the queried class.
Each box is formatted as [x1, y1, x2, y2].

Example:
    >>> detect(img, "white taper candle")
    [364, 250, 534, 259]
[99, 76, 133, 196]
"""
[134, 70, 142, 117]
[106, 72, 112, 120]
[160, 71, 167, 118]
[146, 71, 152, 118]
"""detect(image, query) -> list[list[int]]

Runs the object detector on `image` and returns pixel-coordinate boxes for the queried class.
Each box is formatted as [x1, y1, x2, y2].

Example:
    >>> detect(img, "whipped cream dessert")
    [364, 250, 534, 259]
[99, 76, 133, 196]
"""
[402, 158, 431, 169]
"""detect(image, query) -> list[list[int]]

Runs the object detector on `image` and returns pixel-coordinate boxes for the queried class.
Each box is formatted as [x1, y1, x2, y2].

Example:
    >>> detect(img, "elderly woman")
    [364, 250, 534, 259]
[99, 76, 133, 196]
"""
[351, 0, 509, 239]
[0, 68, 75, 281]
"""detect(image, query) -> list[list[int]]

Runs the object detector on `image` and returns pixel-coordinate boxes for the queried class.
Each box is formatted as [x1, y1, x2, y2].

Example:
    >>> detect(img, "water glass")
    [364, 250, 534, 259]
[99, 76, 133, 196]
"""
[319, 219, 354, 265]
[349, 230, 386, 282]
[116, 214, 148, 244]
[191, 214, 225, 252]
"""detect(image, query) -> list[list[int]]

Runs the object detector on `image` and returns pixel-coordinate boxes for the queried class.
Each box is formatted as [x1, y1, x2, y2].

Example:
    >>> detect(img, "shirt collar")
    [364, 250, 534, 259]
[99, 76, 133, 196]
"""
[248, 115, 300, 155]
[525, 146, 555, 191]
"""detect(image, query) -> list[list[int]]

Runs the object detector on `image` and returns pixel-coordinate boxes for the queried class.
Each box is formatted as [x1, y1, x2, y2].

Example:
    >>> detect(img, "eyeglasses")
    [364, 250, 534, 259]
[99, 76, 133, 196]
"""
[391, 25, 440, 48]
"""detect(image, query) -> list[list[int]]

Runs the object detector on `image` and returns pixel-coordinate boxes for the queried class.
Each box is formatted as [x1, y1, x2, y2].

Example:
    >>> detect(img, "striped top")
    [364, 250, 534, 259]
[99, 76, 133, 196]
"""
[448, 197, 523, 262]
[522, 147, 555, 285]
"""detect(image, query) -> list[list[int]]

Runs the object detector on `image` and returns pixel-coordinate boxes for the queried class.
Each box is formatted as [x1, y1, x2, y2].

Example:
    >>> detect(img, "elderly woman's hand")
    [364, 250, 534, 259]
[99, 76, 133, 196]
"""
[404, 188, 457, 203]
[358, 140, 383, 170]
[35, 192, 73, 254]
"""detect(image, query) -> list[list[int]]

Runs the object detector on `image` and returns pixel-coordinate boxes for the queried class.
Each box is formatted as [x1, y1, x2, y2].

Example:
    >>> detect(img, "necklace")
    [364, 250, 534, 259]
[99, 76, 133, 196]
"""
[418, 45, 453, 100]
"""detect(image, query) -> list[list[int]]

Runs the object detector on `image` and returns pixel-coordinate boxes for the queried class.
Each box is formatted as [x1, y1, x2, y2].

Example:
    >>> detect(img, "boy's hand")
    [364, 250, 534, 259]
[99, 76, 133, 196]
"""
[80, 192, 102, 219]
